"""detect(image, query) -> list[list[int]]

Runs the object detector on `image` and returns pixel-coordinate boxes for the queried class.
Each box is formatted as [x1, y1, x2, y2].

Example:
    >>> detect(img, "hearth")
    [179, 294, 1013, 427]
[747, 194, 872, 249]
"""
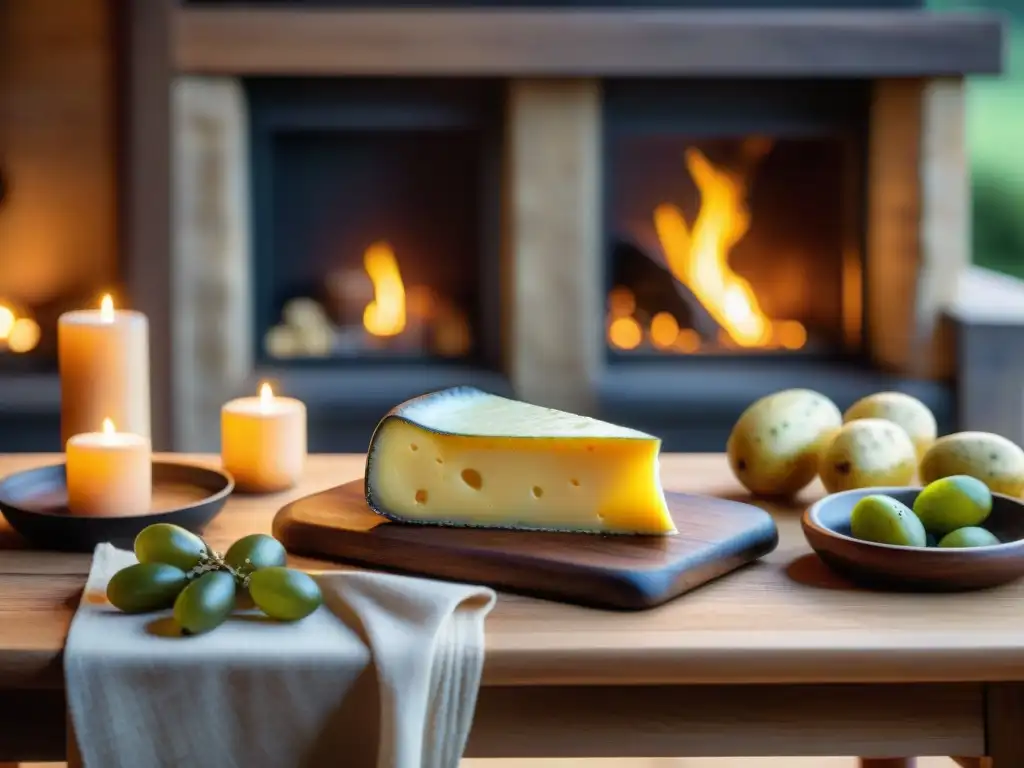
[591, 78, 959, 449]
[604, 80, 864, 360]
[207, 78, 510, 451]
[249, 80, 499, 368]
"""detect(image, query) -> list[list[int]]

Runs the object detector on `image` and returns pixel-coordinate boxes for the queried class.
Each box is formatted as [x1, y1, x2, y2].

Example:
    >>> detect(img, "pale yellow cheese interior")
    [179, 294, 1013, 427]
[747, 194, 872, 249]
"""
[366, 389, 675, 535]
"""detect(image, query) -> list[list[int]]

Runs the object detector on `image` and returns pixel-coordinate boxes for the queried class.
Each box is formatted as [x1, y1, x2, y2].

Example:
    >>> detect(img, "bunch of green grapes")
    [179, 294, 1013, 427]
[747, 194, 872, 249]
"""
[106, 524, 323, 636]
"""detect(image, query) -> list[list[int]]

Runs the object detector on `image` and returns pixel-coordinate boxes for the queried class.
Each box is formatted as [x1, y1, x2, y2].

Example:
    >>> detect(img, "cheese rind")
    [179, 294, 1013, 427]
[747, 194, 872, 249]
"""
[365, 387, 676, 535]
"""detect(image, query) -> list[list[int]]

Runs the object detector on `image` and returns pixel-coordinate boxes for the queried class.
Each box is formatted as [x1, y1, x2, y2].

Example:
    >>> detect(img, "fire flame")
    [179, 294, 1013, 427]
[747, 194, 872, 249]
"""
[607, 141, 806, 353]
[259, 382, 274, 409]
[655, 146, 773, 348]
[362, 242, 407, 337]
[102, 418, 116, 435]
[100, 294, 115, 323]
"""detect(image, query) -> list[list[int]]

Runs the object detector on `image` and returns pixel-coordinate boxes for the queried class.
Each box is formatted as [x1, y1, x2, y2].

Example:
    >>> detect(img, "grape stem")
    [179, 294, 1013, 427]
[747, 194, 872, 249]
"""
[187, 549, 228, 580]
[235, 558, 256, 589]
[184, 545, 256, 588]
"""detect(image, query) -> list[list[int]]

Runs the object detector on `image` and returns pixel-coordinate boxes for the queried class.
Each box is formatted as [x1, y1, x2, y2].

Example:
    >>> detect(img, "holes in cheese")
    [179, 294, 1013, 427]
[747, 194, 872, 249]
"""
[364, 387, 676, 535]
[461, 468, 483, 490]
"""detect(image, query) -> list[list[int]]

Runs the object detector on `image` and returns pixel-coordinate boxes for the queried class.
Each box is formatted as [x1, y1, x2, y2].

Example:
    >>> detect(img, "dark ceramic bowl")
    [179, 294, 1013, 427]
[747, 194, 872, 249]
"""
[803, 486, 1024, 591]
[0, 461, 234, 552]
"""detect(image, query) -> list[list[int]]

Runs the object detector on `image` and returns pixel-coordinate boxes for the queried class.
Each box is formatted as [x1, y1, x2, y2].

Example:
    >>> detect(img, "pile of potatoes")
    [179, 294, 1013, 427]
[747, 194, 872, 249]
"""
[726, 388, 1024, 499]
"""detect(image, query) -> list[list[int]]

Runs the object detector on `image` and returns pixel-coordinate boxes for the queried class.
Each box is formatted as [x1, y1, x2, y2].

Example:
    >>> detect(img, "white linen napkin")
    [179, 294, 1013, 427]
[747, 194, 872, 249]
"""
[64, 544, 496, 768]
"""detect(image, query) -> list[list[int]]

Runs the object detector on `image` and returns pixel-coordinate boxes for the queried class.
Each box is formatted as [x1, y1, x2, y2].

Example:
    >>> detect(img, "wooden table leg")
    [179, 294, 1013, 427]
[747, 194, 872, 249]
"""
[67, 705, 83, 768]
[986, 683, 1024, 766]
[859, 760, 916, 768]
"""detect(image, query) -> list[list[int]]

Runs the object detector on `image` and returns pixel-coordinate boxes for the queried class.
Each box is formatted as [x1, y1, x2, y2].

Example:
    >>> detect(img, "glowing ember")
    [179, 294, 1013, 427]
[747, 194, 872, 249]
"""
[649, 312, 679, 350]
[608, 316, 642, 350]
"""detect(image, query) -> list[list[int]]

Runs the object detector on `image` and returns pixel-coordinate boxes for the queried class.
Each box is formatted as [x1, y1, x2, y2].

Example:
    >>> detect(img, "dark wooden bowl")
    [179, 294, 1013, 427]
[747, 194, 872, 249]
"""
[0, 461, 234, 552]
[802, 486, 1024, 591]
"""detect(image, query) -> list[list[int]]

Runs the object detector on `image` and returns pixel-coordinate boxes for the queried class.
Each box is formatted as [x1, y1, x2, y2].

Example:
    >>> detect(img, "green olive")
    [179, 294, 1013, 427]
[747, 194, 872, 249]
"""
[248, 567, 323, 622]
[106, 562, 189, 614]
[134, 523, 208, 572]
[938, 527, 1001, 548]
[173, 571, 236, 635]
[850, 494, 927, 547]
[224, 534, 287, 575]
[913, 475, 993, 536]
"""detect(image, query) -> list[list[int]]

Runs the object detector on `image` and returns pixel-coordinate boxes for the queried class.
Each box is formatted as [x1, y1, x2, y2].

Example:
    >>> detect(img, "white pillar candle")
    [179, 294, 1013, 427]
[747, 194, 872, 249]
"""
[221, 383, 307, 493]
[58, 295, 151, 446]
[66, 418, 152, 517]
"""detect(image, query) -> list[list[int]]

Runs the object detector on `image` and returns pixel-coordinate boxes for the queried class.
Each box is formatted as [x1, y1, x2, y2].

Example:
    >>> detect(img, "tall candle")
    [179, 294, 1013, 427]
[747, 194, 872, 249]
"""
[59, 295, 151, 446]
[221, 383, 306, 493]
[66, 418, 152, 517]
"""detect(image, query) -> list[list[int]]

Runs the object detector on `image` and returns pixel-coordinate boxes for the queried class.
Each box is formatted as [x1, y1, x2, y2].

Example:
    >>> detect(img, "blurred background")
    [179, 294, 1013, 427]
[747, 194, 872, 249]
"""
[933, 0, 1024, 280]
[0, 0, 1021, 455]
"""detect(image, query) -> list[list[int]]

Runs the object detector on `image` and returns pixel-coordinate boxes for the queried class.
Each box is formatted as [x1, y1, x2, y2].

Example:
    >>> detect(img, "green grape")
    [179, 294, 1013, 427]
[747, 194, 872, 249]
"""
[225, 533, 287, 575]
[173, 570, 236, 636]
[248, 567, 323, 622]
[106, 563, 189, 614]
[134, 523, 209, 572]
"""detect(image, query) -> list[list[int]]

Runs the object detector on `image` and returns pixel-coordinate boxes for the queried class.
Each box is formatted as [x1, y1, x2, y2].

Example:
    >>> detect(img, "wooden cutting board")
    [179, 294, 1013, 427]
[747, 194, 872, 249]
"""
[272, 479, 779, 610]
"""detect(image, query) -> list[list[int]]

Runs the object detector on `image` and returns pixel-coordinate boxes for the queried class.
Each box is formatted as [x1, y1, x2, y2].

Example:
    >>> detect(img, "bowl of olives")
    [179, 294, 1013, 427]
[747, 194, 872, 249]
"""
[802, 475, 1024, 591]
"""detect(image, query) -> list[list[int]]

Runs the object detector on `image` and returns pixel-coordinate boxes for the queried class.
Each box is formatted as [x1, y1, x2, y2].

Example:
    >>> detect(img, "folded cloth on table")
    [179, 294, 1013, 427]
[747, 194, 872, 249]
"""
[64, 543, 496, 768]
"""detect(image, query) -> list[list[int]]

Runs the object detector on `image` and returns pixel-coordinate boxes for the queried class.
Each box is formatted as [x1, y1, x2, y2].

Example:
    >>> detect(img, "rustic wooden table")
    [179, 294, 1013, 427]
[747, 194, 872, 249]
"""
[0, 453, 1020, 766]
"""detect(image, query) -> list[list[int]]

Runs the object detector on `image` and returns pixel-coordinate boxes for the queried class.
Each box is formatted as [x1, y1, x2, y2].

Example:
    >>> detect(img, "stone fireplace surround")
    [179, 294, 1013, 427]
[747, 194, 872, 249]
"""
[79, 0, 1024, 456]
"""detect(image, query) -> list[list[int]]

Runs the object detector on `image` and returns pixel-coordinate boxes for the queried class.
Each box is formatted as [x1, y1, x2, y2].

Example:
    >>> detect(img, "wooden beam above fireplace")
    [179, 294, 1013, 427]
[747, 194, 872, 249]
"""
[173, 9, 1004, 77]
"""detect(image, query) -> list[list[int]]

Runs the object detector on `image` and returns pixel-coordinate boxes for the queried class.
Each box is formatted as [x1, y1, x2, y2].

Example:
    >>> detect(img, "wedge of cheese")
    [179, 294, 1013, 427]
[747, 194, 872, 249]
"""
[365, 387, 675, 535]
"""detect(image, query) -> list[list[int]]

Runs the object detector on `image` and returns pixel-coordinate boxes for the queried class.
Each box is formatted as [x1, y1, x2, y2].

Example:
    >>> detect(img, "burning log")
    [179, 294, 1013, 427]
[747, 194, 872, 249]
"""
[610, 239, 723, 342]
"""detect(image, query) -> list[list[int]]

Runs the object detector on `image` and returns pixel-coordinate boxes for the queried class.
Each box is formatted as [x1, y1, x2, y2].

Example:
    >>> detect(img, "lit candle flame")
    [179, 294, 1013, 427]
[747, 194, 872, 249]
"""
[259, 382, 274, 410]
[102, 418, 116, 435]
[99, 294, 115, 323]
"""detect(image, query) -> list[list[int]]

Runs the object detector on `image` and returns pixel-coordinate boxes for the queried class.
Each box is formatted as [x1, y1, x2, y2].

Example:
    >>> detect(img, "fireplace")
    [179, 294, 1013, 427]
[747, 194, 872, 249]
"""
[604, 80, 865, 360]
[589, 77, 959, 450]
[249, 81, 497, 366]
[154, 4, 1006, 453]
[181, 78, 510, 451]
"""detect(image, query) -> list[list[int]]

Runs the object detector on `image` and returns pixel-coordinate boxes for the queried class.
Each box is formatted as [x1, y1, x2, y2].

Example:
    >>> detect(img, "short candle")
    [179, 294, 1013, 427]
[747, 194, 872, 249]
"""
[221, 383, 307, 493]
[66, 418, 153, 517]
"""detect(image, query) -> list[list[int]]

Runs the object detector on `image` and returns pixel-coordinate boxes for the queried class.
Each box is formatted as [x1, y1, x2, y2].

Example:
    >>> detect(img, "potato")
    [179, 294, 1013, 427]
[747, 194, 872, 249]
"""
[819, 418, 917, 494]
[843, 392, 937, 461]
[727, 389, 842, 497]
[920, 431, 1024, 497]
